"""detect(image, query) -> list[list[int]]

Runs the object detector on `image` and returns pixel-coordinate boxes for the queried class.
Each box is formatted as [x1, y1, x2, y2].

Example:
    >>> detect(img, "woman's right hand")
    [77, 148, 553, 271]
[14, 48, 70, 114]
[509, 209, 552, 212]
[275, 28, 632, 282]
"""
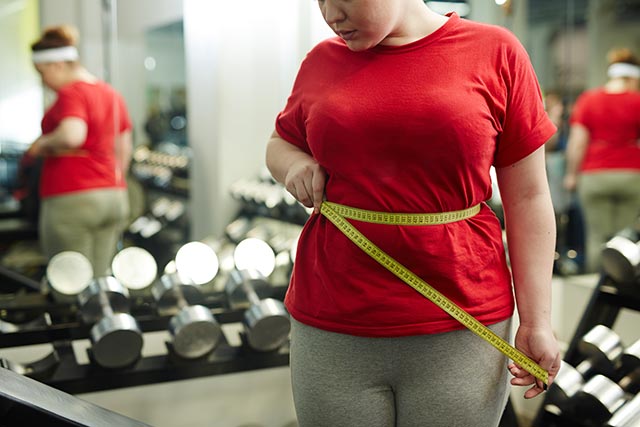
[266, 130, 327, 213]
[284, 157, 326, 213]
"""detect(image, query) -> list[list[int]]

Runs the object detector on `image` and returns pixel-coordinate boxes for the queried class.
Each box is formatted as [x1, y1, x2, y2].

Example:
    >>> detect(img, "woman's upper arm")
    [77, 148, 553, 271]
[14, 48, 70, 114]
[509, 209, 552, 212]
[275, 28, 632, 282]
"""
[495, 145, 549, 207]
[56, 117, 88, 148]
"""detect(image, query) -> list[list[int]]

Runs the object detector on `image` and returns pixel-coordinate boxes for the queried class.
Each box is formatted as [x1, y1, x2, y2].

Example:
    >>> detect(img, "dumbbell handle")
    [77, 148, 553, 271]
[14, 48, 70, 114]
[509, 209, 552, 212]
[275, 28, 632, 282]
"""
[78, 277, 131, 324]
[618, 369, 640, 393]
[174, 285, 189, 310]
[576, 359, 598, 377]
[98, 290, 115, 318]
[241, 281, 262, 307]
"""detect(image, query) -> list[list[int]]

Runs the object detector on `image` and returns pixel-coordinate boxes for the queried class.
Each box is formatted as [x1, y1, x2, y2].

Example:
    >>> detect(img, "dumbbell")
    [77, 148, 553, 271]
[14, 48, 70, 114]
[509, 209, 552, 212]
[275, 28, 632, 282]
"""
[151, 241, 222, 359]
[111, 246, 158, 291]
[544, 325, 624, 414]
[571, 337, 640, 424]
[45, 251, 94, 301]
[225, 268, 290, 352]
[233, 237, 276, 278]
[602, 228, 640, 285]
[77, 276, 143, 369]
[232, 219, 300, 286]
[572, 371, 640, 424]
[607, 393, 640, 427]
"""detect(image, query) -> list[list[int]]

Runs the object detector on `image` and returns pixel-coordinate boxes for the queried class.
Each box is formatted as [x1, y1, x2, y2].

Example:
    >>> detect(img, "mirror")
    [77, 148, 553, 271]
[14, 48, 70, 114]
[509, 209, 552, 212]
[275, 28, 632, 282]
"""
[142, 20, 187, 149]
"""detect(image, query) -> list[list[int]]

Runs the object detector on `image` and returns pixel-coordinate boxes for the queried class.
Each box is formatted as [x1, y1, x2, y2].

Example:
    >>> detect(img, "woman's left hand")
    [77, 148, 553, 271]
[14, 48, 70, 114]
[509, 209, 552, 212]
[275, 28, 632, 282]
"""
[508, 324, 561, 399]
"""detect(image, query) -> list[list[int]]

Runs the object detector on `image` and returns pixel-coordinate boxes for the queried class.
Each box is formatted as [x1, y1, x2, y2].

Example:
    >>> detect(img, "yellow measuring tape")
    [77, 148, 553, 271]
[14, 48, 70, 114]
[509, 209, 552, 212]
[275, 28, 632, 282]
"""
[320, 201, 549, 387]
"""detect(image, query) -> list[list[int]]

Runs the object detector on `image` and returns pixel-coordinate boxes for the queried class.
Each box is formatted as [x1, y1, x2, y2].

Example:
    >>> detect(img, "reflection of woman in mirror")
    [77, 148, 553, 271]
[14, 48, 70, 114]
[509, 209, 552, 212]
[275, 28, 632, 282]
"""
[27, 25, 133, 276]
[564, 47, 640, 273]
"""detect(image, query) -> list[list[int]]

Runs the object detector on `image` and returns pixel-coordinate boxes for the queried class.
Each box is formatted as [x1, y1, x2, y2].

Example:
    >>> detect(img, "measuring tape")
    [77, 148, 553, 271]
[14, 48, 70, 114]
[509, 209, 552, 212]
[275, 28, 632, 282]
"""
[320, 201, 549, 387]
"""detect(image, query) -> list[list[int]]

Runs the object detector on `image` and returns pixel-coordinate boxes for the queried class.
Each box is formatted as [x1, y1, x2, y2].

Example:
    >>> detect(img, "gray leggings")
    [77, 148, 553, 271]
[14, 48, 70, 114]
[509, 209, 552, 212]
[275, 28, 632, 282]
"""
[290, 318, 511, 427]
[40, 188, 129, 277]
[578, 172, 640, 273]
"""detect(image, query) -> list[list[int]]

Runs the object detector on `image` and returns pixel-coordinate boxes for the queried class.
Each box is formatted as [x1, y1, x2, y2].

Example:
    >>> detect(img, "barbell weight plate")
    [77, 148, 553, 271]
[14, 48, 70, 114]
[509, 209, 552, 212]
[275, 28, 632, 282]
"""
[46, 251, 93, 295]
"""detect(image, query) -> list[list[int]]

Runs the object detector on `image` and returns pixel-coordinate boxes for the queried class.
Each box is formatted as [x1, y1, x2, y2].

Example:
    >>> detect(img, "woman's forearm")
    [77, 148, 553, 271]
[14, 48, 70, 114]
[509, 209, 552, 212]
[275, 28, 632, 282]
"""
[266, 131, 315, 184]
[497, 147, 556, 327]
[504, 192, 556, 327]
[265, 130, 326, 211]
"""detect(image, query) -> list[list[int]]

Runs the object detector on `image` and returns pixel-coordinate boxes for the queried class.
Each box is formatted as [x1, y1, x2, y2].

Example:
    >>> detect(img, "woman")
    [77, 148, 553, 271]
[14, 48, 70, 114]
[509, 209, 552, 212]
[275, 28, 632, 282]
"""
[28, 25, 132, 278]
[266, 1, 560, 426]
[564, 48, 640, 274]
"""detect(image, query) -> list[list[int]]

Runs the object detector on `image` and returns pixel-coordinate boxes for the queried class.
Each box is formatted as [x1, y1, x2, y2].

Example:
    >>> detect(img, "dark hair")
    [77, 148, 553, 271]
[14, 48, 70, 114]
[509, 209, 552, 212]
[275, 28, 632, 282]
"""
[606, 47, 639, 67]
[31, 25, 79, 52]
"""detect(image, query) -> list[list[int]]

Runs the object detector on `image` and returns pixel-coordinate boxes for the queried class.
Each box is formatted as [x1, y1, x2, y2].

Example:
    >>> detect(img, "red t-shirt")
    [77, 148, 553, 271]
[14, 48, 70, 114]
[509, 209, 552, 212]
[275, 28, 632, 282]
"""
[569, 88, 640, 172]
[276, 14, 556, 337]
[40, 81, 132, 198]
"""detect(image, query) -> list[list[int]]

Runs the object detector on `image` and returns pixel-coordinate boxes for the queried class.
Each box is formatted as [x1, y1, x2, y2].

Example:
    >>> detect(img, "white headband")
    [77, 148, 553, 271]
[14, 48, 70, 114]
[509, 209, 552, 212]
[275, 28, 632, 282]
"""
[32, 46, 79, 64]
[607, 62, 640, 79]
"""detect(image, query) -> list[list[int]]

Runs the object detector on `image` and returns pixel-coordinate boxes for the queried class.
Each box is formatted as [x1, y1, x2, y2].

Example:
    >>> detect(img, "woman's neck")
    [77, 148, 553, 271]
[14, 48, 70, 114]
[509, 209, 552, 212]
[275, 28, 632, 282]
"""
[61, 66, 98, 87]
[604, 78, 632, 93]
[384, 4, 449, 46]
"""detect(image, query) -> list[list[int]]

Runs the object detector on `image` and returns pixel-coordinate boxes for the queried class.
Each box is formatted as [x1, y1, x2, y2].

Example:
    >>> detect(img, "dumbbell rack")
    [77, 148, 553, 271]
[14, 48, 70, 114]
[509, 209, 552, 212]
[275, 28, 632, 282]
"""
[532, 274, 640, 426]
[0, 285, 289, 395]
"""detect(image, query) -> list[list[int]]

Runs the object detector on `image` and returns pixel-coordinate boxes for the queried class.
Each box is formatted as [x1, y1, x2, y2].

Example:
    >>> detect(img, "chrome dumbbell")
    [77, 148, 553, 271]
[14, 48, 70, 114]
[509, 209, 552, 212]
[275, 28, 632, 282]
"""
[225, 268, 290, 352]
[569, 336, 640, 425]
[602, 228, 640, 286]
[233, 237, 277, 279]
[151, 242, 222, 359]
[573, 367, 640, 424]
[544, 325, 625, 416]
[45, 251, 94, 301]
[111, 246, 158, 292]
[607, 393, 640, 427]
[78, 277, 143, 369]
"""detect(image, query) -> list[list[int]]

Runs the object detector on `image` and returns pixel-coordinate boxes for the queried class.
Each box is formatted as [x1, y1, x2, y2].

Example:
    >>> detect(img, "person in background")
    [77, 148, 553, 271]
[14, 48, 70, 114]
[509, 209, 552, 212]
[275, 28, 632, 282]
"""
[543, 89, 576, 274]
[266, 1, 560, 426]
[564, 47, 640, 274]
[543, 90, 569, 153]
[27, 24, 133, 277]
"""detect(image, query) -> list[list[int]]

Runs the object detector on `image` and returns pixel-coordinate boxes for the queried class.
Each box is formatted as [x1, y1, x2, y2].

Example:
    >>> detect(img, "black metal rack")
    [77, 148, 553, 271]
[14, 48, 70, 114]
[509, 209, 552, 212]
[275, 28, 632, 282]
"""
[532, 274, 640, 427]
[0, 286, 289, 395]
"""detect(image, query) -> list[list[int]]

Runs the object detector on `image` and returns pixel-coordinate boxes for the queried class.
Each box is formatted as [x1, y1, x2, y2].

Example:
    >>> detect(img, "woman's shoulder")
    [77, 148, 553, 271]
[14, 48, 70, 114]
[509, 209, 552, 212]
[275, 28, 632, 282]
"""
[59, 79, 104, 95]
[451, 20, 534, 68]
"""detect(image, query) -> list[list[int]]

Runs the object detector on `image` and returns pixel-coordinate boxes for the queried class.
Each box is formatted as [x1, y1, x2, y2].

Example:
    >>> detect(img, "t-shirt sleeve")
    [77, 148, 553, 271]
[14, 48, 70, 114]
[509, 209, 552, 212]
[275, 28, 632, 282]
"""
[53, 86, 89, 123]
[568, 92, 589, 127]
[117, 93, 133, 133]
[493, 32, 557, 168]
[275, 59, 312, 155]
